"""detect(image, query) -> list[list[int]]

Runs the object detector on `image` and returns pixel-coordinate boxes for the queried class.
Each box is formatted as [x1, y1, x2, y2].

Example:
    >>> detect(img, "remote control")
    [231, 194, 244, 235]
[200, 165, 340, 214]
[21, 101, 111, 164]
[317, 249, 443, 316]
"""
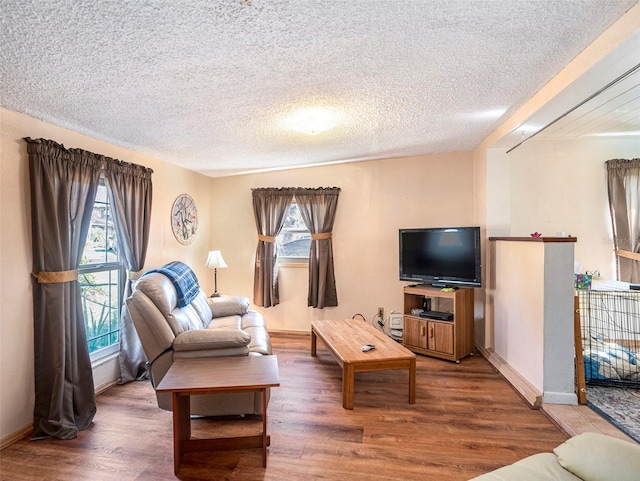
[361, 344, 375, 352]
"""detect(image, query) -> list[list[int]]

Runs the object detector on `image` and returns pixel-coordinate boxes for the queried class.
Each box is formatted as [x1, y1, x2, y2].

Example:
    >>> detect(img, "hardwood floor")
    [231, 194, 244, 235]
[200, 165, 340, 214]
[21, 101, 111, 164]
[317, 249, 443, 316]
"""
[0, 332, 570, 480]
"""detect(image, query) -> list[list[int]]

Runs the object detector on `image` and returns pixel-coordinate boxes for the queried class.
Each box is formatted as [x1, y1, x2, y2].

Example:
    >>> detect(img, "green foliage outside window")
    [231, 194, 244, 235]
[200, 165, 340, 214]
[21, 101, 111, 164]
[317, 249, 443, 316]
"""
[79, 179, 123, 357]
[79, 272, 119, 354]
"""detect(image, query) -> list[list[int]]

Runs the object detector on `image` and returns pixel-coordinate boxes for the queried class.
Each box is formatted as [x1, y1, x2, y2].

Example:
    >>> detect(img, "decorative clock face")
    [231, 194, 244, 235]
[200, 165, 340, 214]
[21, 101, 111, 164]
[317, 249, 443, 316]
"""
[171, 194, 198, 245]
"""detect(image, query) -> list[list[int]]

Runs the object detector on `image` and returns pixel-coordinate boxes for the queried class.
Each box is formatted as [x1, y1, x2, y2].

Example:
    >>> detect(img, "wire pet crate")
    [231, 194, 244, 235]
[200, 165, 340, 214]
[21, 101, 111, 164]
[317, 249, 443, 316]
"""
[577, 289, 640, 389]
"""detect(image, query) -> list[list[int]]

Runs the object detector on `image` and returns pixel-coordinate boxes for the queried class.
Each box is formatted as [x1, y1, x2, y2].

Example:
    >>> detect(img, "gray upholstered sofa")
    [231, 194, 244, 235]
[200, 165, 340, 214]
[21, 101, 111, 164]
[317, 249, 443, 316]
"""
[126, 267, 272, 416]
[470, 432, 640, 481]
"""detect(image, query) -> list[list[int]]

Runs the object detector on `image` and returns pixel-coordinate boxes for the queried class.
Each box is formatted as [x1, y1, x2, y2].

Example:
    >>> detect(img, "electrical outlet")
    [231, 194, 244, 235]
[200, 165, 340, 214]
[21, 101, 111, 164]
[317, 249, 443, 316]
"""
[377, 307, 384, 320]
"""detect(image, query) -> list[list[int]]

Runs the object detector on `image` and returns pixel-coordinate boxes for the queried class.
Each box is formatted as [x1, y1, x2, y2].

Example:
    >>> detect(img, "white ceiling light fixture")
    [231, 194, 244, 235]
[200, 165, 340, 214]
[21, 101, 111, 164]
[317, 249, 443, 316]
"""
[284, 107, 342, 135]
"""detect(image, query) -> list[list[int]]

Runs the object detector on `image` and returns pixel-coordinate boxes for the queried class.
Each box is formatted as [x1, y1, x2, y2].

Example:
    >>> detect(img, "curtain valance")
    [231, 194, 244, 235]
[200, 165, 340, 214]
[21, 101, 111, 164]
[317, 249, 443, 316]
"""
[24, 137, 154, 176]
[251, 187, 340, 196]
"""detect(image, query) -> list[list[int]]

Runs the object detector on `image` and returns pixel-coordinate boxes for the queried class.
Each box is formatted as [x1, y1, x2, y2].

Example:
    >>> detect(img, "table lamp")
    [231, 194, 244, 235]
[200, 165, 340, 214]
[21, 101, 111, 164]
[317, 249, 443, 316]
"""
[205, 250, 228, 297]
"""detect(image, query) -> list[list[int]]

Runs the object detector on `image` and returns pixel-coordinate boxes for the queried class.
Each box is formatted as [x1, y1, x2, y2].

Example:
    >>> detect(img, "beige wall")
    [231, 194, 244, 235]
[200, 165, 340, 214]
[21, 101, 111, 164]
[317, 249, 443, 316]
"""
[493, 241, 545, 391]
[488, 137, 639, 280]
[472, 147, 489, 347]
[209, 152, 477, 332]
[0, 107, 214, 441]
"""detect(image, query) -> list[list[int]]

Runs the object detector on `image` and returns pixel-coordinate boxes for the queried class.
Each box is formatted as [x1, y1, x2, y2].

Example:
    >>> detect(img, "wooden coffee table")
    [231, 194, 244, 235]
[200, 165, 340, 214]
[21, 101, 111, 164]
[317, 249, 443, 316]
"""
[311, 319, 416, 409]
[156, 355, 280, 474]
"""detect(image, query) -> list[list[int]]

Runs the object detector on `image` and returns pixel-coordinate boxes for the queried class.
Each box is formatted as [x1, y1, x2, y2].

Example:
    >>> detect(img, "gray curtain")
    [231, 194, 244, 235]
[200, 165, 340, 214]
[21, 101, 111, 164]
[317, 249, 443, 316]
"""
[104, 160, 153, 383]
[26, 138, 100, 439]
[252, 188, 294, 307]
[607, 158, 640, 283]
[295, 188, 341, 308]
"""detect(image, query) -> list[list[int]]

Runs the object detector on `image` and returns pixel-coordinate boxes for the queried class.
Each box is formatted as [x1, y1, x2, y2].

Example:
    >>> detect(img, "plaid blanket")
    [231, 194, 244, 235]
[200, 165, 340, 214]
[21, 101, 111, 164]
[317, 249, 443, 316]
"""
[148, 261, 200, 308]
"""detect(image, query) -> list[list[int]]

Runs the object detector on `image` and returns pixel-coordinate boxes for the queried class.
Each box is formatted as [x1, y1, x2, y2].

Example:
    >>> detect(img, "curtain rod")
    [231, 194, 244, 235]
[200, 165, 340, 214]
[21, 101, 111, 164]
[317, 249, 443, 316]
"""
[506, 62, 640, 154]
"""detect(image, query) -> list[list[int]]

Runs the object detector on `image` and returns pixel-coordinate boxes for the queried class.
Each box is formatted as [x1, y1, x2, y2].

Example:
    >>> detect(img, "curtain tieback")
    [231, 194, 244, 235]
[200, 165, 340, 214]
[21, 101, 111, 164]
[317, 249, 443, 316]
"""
[258, 234, 276, 243]
[311, 232, 332, 241]
[128, 270, 143, 280]
[32, 269, 78, 283]
[616, 249, 640, 262]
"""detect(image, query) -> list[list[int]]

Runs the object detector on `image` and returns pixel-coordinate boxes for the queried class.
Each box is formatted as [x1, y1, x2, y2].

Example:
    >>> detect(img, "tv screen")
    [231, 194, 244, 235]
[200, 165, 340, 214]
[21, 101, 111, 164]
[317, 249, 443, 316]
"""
[399, 227, 481, 288]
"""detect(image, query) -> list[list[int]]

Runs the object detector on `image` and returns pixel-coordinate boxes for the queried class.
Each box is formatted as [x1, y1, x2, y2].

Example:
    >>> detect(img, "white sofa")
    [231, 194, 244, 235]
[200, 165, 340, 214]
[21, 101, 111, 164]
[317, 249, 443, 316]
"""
[470, 432, 640, 481]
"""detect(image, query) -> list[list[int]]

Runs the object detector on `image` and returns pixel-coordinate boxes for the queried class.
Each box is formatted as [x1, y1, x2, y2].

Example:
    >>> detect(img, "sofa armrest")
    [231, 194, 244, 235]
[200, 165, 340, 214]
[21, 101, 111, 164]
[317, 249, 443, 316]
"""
[468, 453, 582, 481]
[554, 432, 640, 481]
[173, 328, 251, 352]
[208, 295, 250, 318]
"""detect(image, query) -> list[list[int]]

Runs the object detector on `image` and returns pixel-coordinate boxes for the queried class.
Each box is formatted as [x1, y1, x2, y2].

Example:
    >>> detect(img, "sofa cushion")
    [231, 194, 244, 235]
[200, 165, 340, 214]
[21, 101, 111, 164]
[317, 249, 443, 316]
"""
[172, 303, 209, 332]
[135, 272, 213, 333]
[554, 432, 640, 481]
[208, 315, 242, 330]
[190, 291, 214, 326]
[209, 296, 250, 318]
[136, 272, 179, 313]
[174, 347, 250, 359]
[173, 328, 251, 351]
[469, 453, 582, 481]
[146, 261, 200, 308]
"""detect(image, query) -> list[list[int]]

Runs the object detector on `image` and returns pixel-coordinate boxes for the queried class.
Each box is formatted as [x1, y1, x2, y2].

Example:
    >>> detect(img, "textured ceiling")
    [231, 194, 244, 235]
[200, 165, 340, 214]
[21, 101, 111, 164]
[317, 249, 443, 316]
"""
[1, 0, 637, 177]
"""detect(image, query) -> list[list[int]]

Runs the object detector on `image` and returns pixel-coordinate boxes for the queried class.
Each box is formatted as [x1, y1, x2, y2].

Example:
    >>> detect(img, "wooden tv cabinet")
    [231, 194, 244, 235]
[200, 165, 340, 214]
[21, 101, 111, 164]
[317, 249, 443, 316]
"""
[402, 285, 474, 362]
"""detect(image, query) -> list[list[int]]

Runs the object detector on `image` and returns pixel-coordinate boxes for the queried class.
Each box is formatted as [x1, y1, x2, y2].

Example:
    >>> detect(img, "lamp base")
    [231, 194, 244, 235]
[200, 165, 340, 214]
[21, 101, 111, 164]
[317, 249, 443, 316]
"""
[211, 292, 221, 298]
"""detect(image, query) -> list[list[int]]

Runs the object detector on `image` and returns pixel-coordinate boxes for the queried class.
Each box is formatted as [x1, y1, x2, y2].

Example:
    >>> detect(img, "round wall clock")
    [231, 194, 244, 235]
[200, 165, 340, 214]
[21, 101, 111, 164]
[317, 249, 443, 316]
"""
[171, 194, 198, 245]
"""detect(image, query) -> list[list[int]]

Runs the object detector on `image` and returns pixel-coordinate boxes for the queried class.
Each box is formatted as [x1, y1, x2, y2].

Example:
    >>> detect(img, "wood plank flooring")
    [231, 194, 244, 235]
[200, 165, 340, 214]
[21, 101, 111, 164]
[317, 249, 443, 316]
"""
[0, 331, 569, 480]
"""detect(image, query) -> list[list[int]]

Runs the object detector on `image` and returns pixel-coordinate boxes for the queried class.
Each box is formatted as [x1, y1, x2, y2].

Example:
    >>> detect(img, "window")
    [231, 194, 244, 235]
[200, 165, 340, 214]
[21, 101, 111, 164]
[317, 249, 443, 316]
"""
[79, 178, 126, 361]
[277, 201, 310, 264]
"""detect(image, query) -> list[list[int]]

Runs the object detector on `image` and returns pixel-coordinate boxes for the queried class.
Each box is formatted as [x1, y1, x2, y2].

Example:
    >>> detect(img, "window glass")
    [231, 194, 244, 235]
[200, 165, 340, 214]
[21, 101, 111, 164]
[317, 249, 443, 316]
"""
[79, 178, 125, 359]
[277, 201, 311, 263]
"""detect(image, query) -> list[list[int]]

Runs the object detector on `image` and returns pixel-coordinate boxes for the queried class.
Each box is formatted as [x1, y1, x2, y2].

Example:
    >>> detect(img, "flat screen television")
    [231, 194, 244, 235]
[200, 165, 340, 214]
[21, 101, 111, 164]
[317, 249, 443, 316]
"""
[399, 226, 481, 288]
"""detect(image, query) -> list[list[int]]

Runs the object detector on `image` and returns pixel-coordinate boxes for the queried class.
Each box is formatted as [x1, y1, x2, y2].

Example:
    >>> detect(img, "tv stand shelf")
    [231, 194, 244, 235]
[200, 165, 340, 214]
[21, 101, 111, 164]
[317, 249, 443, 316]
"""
[402, 285, 474, 362]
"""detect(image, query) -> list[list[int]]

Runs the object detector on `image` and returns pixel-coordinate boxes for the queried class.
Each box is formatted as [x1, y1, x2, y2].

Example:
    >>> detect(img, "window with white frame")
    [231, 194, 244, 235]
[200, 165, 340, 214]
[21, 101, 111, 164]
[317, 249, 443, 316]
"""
[277, 201, 311, 264]
[78, 178, 126, 361]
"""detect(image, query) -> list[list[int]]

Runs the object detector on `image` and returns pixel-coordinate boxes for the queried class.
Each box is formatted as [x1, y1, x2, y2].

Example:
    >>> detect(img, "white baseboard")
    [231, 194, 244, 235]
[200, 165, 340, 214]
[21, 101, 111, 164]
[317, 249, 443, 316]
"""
[0, 423, 32, 450]
[477, 345, 543, 408]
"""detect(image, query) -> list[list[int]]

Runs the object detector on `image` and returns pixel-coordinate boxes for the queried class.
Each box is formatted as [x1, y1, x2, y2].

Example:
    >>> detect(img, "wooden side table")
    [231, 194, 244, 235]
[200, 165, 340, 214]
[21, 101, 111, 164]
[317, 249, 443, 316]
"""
[156, 355, 280, 474]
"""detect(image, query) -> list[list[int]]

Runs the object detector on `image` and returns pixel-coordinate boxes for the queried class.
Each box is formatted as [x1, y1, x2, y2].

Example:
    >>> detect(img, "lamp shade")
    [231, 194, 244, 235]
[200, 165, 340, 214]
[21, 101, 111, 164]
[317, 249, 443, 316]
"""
[205, 250, 228, 269]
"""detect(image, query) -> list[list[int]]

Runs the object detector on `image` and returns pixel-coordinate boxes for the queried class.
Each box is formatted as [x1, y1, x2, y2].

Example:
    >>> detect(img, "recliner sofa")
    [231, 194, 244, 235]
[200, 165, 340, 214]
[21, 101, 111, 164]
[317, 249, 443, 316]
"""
[125, 265, 272, 416]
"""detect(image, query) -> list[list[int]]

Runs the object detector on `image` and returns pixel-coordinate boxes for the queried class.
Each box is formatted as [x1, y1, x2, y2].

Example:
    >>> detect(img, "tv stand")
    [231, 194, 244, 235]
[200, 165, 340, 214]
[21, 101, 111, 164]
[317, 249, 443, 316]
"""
[402, 285, 474, 362]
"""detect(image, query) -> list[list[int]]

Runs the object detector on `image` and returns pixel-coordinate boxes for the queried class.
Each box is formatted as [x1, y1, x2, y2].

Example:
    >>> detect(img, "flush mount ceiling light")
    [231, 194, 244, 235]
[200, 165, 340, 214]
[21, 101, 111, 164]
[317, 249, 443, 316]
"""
[284, 107, 342, 135]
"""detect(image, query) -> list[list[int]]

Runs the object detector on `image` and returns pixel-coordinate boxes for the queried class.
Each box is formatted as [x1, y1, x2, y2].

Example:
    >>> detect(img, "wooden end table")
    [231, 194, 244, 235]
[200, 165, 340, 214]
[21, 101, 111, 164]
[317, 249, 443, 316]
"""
[311, 319, 416, 409]
[156, 355, 280, 474]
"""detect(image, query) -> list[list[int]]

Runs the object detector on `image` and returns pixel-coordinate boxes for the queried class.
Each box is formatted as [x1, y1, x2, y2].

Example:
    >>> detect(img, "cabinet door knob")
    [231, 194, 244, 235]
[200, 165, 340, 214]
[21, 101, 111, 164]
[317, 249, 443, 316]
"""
[429, 327, 434, 338]
[420, 325, 426, 336]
